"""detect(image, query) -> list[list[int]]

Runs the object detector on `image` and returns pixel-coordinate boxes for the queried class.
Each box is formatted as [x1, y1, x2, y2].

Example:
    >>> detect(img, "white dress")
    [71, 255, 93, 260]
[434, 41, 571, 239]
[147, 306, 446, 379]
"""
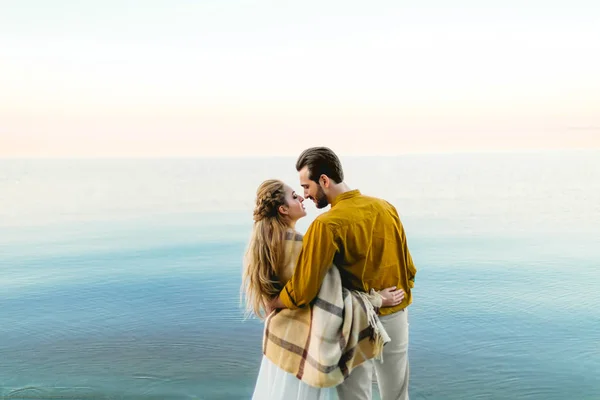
[252, 356, 337, 400]
[251, 231, 337, 399]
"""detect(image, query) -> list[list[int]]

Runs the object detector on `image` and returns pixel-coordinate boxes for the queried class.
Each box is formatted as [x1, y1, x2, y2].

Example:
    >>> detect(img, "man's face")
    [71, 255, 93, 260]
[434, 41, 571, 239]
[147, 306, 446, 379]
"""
[298, 166, 329, 209]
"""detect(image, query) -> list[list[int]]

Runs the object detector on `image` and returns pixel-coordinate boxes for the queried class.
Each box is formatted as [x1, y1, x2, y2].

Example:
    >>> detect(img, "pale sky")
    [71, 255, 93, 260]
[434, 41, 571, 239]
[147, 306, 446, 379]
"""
[1, 0, 599, 157]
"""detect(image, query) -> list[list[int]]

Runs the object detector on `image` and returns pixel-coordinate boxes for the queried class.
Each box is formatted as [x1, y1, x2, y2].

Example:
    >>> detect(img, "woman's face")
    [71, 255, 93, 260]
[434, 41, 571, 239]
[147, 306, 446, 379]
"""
[281, 184, 307, 221]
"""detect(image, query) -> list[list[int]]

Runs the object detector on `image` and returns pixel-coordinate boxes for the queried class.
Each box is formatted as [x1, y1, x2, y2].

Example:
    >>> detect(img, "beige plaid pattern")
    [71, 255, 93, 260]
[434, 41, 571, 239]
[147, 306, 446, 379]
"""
[262, 233, 389, 388]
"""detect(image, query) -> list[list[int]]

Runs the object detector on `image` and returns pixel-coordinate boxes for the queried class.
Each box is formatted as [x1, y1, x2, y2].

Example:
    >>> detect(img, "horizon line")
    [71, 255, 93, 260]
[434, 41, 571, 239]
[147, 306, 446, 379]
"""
[1, 147, 598, 160]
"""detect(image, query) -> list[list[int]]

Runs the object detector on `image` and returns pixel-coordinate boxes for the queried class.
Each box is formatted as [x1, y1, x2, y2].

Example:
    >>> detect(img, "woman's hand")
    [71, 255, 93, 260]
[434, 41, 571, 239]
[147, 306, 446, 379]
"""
[265, 295, 285, 315]
[378, 286, 405, 307]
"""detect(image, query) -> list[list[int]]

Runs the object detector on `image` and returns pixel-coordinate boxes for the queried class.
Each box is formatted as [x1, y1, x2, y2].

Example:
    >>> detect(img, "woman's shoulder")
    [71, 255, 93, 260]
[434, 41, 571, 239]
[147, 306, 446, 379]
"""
[284, 229, 303, 242]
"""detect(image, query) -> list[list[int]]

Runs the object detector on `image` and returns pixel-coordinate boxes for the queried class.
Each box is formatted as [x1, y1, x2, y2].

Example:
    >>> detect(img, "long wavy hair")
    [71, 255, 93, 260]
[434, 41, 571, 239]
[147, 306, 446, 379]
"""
[242, 179, 291, 319]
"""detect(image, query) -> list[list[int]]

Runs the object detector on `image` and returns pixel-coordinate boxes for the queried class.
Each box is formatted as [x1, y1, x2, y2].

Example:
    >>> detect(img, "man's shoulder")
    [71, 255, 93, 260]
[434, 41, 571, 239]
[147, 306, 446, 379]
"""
[309, 209, 342, 230]
[313, 212, 336, 227]
[311, 194, 399, 228]
[358, 194, 397, 212]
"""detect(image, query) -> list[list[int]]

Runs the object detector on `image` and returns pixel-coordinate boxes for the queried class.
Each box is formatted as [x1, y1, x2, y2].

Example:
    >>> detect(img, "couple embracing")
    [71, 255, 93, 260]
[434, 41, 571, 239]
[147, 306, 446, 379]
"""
[243, 147, 416, 400]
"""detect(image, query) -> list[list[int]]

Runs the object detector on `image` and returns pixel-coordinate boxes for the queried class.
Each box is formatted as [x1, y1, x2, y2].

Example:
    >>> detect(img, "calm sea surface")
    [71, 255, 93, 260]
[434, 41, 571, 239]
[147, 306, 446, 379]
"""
[1, 151, 599, 399]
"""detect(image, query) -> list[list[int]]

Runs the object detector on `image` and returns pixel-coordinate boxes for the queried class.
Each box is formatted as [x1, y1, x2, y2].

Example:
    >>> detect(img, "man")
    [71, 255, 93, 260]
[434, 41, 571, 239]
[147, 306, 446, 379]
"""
[269, 147, 417, 400]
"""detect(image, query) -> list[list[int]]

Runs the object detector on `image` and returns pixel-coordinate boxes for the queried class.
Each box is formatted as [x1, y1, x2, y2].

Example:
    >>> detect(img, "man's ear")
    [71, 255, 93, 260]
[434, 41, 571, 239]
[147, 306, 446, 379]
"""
[320, 174, 330, 188]
[278, 205, 289, 215]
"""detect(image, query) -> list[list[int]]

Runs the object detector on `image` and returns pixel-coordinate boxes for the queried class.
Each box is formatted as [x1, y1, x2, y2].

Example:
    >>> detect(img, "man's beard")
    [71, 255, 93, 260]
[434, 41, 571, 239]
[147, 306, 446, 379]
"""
[315, 185, 329, 209]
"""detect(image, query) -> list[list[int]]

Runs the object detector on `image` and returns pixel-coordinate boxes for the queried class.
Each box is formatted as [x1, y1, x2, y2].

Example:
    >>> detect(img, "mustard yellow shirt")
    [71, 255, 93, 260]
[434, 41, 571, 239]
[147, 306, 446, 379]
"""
[280, 190, 416, 316]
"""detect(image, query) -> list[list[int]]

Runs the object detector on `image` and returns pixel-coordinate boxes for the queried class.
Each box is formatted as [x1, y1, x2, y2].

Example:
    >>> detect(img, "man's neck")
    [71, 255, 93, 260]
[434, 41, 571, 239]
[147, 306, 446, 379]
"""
[327, 182, 352, 203]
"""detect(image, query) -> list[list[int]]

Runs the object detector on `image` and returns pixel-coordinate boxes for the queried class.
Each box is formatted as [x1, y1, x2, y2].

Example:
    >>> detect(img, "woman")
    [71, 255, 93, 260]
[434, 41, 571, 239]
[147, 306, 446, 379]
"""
[242, 179, 402, 399]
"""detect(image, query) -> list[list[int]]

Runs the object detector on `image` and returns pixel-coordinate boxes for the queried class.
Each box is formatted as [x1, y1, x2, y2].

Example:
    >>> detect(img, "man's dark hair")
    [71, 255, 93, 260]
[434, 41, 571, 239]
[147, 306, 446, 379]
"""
[295, 147, 344, 184]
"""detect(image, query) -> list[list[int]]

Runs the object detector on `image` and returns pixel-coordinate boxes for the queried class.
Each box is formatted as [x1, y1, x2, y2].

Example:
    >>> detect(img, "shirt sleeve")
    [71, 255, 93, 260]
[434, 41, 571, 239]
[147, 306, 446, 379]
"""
[403, 229, 417, 287]
[279, 219, 338, 309]
[387, 201, 417, 287]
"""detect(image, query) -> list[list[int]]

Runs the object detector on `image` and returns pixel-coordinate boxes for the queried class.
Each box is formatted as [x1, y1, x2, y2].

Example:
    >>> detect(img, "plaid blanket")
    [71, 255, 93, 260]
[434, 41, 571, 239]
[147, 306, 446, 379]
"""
[262, 231, 390, 388]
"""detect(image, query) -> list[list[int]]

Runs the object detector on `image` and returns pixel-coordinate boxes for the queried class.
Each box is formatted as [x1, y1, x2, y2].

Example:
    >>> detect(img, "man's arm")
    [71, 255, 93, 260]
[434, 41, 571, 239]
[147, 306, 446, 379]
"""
[400, 220, 416, 287]
[275, 219, 337, 310]
[387, 201, 416, 287]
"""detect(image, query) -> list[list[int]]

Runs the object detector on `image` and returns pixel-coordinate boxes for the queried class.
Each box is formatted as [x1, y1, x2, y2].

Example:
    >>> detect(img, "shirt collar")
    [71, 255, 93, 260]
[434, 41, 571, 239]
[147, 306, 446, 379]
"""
[331, 189, 361, 207]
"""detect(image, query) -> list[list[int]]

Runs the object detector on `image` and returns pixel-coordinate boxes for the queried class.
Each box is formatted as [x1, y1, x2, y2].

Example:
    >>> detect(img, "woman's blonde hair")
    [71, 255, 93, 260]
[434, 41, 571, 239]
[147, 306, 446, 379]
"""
[242, 179, 291, 319]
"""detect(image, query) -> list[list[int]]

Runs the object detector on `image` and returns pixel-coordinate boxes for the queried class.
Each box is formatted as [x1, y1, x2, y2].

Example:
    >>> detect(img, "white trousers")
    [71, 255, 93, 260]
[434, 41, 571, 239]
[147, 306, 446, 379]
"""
[336, 309, 410, 400]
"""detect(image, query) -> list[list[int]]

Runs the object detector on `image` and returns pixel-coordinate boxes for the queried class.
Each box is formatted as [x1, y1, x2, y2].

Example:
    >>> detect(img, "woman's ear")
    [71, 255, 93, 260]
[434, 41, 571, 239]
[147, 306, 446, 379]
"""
[278, 204, 289, 215]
